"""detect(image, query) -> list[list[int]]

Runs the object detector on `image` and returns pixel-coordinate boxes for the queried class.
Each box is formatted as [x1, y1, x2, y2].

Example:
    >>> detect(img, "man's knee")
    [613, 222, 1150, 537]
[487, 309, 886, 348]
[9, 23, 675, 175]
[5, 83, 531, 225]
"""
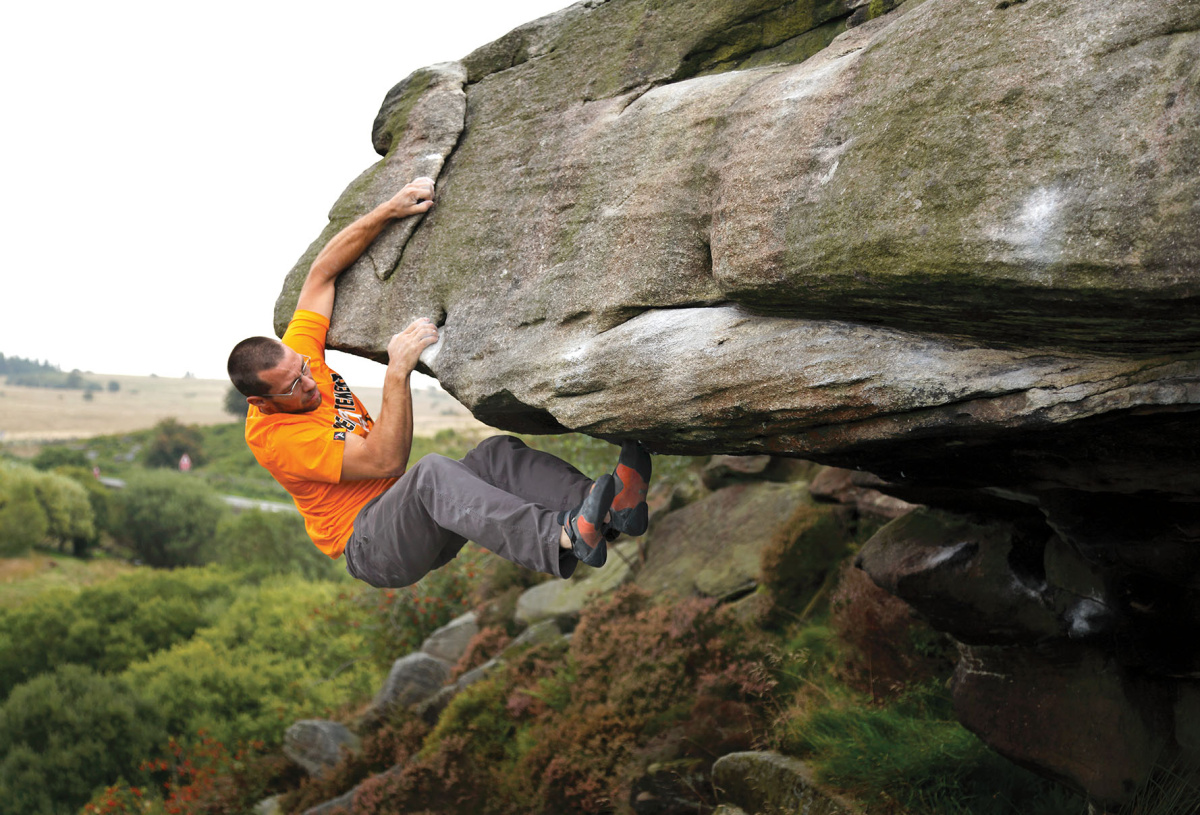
[461, 434, 524, 469]
[411, 453, 458, 487]
[478, 434, 525, 454]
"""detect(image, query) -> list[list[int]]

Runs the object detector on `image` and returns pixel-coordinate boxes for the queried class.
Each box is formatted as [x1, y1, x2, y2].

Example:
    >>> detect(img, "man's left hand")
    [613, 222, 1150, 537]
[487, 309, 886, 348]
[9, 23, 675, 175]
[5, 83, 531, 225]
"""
[387, 177, 436, 219]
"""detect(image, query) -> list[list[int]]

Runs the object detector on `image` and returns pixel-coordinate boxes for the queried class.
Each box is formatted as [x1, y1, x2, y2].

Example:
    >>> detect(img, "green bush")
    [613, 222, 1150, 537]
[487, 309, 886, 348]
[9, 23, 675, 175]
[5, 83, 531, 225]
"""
[0, 466, 48, 557]
[116, 470, 226, 567]
[30, 469, 94, 549]
[50, 466, 114, 552]
[224, 384, 249, 418]
[0, 465, 95, 557]
[0, 568, 235, 698]
[142, 417, 207, 469]
[124, 577, 383, 747]
[31, 446, 88, 471]
[0, 664, 166, 815]
[211, 509, 341, 581]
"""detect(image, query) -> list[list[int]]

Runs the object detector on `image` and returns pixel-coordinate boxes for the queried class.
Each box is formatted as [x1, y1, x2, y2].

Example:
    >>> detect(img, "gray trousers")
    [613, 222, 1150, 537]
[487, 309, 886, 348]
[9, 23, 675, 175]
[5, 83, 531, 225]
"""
[343, 435, 592, 588]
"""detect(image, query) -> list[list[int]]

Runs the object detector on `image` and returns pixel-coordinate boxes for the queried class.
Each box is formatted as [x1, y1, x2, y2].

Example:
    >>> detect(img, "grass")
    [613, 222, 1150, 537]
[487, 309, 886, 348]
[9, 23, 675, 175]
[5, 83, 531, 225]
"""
[767, 625, 1089, 815]
[0, 549, 139, 607]
[0, 372, 486, 445]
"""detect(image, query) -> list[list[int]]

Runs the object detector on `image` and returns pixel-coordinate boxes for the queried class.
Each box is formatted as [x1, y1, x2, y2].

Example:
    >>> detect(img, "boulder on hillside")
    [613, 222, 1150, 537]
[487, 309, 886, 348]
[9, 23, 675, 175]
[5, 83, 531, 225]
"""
[635, 482, 839, 603]
[951, 645, 1173, 808]
[514, 540, 639, 626]
[283, 720, 361, 779]
[808, 467, 919, 520]
[711, 751, 859, 815]
[367, 652, 450, 722]
[700, 455, 819, 491]
[421, 611, 479, 664]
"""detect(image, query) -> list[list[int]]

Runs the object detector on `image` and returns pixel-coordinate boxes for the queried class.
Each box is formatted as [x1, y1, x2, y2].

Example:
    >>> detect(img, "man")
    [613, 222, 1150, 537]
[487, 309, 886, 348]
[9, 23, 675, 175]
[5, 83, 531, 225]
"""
[227, 177, 651, 587]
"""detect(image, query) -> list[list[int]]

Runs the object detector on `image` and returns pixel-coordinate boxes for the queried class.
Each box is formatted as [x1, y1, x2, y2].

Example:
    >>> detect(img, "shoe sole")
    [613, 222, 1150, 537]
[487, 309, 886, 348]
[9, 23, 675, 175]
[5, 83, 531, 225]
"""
[573, 473, 615, 567]
[611, 442, 651, 536]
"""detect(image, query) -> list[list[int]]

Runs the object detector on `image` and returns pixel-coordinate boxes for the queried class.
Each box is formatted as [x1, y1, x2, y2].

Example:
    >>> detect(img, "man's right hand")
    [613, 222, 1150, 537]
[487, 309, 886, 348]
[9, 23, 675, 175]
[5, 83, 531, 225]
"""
[387, 318, 439, 376]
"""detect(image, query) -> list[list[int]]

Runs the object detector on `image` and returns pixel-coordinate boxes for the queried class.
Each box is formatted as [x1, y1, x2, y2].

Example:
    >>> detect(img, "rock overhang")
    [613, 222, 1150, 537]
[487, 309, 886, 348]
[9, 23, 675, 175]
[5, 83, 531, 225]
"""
[272, 0, 1200, 801]
[273, 0, 1199, 484]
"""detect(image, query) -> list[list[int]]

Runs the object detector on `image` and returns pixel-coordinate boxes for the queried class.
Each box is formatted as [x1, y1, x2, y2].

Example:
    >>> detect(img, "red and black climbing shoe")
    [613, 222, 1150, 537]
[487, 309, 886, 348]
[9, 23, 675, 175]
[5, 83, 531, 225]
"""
[565, 473, 616, 568]
[610, 440, 652, 537]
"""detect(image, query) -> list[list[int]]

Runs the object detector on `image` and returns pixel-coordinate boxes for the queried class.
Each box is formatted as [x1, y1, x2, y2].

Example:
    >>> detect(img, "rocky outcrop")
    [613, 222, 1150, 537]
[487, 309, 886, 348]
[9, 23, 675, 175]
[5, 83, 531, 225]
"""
[634, 481, 834, 602]
[366, 652, 450, 722]
[711, 751, 860, 815]
[275, 0, 1200, 804]
[514, 540, 638, 625]
[420, 610, 478, 664]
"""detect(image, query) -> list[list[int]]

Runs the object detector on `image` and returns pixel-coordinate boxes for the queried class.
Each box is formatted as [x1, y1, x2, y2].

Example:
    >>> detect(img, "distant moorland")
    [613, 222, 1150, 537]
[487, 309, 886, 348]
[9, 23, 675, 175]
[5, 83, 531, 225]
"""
[0, 373, 487, 443]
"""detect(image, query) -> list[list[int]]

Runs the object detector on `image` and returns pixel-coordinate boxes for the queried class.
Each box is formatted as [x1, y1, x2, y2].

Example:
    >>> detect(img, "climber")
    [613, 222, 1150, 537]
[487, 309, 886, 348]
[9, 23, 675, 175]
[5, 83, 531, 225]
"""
[226, 177, 652, 587]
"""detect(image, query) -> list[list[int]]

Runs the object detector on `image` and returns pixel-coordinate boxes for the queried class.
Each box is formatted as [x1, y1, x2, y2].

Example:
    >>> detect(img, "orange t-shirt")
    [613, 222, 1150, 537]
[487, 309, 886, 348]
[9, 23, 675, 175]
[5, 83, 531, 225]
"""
[244, 310, 397, 557]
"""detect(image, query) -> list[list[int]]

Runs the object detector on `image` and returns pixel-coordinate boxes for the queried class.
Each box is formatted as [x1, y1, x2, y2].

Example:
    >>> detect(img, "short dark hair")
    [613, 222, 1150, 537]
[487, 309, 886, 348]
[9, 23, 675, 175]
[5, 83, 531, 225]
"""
[227, 337, 285, 397]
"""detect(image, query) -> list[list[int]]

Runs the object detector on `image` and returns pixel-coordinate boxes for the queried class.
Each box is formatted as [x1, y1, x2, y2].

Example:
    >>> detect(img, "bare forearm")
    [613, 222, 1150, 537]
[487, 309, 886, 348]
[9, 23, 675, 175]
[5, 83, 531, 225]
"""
[308, 205, 394, 285]
[374, 368, 416, 474]
[339, 317, 437, 481]
[295, 177, 435, 318]
[341, 368, 414, 480]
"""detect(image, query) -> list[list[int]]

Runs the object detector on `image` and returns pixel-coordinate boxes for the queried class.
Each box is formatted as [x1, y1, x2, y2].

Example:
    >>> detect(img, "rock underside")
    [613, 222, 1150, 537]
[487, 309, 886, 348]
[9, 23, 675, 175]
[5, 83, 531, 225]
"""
[274, 0, 1200, 805]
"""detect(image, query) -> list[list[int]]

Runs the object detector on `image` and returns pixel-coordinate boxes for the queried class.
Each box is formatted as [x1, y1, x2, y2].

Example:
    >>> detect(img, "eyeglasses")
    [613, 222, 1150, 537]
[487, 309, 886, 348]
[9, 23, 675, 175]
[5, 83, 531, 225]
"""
[262, 355, 312, 398]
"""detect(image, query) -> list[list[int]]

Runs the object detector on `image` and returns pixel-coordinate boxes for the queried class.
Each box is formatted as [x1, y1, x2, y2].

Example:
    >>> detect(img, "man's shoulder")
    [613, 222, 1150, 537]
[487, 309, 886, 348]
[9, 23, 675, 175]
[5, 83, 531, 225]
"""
[283, 310, 331, 360]
[245, 409, 318, 454]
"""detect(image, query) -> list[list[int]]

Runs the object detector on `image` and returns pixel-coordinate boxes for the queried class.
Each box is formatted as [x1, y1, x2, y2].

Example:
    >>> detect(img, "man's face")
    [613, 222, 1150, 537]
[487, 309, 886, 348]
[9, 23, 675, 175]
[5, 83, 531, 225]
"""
[259, 347, 321, 413]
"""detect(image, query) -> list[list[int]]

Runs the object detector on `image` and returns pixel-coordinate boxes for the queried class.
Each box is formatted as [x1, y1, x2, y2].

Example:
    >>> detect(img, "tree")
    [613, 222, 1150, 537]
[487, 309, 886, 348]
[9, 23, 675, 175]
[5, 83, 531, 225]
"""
[223, 385, 250, 418]
[212, 509, 336, 580]
[0, 467, 48, 557]
[107, 379, 120, 392]
[143, 417, 207, 469]
[28, 470, 94, 552]
[116, 471, 225, 567]
[31, 446, 88, 472]
[51, 466, 112, 556]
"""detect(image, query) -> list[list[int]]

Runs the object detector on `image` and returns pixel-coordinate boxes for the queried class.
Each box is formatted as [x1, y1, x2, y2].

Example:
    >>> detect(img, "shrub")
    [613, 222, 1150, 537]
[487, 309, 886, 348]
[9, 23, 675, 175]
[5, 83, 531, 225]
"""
[0, 466, 48, 556]
[223, 385, 249, 418]
[116, 471, 225, 567]
[124, 577, 382, 748]
[830, 562, 955, 698]
[349, 586, 775, 815]
[280, 713, 431, 814]
[31, 445, 89, 471]
[52, 465, 115, 552]
[142, 418, 207, 469]
[0, 568, 235, 697]
[211, 509, 340, 581]
[83, 733, 290, 815]
[30, 468, 95, 550]
[0, 664, 167, 815]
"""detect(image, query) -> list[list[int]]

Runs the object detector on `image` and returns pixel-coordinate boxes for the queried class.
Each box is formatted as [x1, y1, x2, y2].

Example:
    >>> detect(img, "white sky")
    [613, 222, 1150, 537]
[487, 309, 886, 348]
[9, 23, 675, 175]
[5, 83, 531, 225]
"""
[0, 0, 574, 389]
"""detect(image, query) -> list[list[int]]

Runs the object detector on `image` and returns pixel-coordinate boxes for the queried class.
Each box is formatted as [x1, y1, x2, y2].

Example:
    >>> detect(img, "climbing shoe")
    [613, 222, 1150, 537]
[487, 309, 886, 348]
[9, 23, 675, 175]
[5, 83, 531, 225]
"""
[564, 473, 616, 568]
[609, 440, 652, 537]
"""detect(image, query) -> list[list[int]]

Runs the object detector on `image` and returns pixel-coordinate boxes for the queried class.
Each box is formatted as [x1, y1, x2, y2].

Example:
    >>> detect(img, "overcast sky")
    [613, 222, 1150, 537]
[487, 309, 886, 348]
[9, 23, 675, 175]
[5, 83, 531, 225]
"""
[0, 0, 573, 388]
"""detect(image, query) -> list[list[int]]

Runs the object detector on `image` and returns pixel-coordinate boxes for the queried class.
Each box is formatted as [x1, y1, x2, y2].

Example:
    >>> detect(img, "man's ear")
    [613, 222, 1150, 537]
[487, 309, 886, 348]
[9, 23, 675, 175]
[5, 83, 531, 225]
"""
[247, 396, 268, 411]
